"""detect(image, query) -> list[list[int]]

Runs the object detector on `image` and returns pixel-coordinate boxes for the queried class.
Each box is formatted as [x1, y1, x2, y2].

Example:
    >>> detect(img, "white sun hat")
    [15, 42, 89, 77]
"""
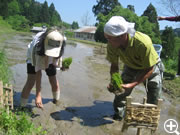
[104, 16, 136, 37]
[44, 30, 64, 57]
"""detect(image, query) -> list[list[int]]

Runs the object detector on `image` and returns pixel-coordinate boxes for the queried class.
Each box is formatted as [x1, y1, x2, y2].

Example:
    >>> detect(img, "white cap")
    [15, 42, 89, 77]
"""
[44, 30, 64, 57]
[104, 16, 136, 37]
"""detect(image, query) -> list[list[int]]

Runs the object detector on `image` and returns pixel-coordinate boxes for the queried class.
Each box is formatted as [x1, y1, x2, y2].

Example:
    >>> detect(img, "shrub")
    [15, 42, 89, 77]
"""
[5, 15, 30, 31]
[162, 58, 177, 74]
[65, 31, 74, 38]
[0, 109, 46, 135]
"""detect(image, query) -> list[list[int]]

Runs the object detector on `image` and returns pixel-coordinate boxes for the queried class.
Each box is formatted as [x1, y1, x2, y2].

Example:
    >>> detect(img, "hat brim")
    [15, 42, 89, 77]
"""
[45, 46, 61, 57]
[44, 30, 63, 57]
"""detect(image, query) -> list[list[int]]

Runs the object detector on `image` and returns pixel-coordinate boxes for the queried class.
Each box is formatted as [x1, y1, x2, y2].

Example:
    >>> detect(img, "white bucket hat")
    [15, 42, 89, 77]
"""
[44, 30, 64, 57]
[104, 16, 136, 37]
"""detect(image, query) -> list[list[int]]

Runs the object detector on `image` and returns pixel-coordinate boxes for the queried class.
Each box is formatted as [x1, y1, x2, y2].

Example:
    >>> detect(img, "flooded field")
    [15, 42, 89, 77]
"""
[2, 33, 180, 135]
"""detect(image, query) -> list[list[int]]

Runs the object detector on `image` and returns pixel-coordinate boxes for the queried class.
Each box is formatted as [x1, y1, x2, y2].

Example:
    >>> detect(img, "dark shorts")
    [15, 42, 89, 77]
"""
[27, 63, 56, 76]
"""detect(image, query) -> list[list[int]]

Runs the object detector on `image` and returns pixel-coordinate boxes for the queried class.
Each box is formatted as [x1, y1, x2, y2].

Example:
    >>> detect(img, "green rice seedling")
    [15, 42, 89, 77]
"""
[111, 73, 123, 90]
[62, 57, 72, 69]
[108, 73, 124, 94]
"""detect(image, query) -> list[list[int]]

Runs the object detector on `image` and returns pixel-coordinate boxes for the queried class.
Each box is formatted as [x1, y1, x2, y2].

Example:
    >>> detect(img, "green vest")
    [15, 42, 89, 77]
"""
[106, 31, 159, 69]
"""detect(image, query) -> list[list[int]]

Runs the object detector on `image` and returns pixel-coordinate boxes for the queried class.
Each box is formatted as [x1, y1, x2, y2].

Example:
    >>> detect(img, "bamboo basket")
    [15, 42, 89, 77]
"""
[0, 81, 13, 110]
[122, 96, 163, 135]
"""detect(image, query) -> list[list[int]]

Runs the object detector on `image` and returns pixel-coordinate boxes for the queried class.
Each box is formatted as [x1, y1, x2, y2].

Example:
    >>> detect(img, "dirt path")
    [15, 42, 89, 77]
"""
[5, 33, 180, 135]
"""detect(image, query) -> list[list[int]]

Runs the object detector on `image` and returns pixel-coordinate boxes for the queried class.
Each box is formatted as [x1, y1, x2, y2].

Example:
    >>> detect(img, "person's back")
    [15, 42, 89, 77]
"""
[106, 31, 159, 70]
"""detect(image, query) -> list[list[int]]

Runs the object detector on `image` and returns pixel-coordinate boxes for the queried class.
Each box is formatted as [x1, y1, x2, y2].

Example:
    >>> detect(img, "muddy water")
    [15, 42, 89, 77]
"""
[4, 33, 180, 135]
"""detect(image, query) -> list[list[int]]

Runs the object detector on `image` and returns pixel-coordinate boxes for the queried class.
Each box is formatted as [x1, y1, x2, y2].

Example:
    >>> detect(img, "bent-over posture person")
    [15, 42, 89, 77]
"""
[21, 28, 66, 108]
[104, 16, 164, 120]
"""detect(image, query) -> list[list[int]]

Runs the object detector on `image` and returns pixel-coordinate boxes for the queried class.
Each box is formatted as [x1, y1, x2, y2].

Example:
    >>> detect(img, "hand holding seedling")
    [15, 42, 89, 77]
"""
[107, 73, 124, 95]
[121, 82, 136, 89]
[61, 57, 72, 71]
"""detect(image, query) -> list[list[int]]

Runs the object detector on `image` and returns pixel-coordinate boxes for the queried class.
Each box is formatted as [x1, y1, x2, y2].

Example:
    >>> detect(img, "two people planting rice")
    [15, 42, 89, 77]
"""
[20, 16, 164, 122]
[104, 16, 164, 120]
[20, 27, 72, 108]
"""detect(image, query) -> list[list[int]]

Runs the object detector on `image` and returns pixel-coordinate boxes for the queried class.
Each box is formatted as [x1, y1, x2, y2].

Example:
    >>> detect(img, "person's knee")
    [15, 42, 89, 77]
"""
[147, 81, 161, 104]
[45, 64, 56, 76]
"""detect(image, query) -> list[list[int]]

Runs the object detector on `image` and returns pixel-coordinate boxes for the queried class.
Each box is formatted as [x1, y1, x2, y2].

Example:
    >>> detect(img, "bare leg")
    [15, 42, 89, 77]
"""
[48, 75, 60, 92]
[21, 74, 36, 106]
[21, 74, 36, 98]
[35, 70, 43, 108]
[48, 75, 60, 103]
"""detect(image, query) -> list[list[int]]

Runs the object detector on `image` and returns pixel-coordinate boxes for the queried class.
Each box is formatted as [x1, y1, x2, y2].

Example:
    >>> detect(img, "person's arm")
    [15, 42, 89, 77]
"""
[110, 62, 119, 77]
[122, 66, 154, 89]
[158, 16, 180, 21]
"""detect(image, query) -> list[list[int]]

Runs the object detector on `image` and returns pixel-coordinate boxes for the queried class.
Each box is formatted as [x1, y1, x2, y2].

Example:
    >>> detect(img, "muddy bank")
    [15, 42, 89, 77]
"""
[3, 33, 180, 135]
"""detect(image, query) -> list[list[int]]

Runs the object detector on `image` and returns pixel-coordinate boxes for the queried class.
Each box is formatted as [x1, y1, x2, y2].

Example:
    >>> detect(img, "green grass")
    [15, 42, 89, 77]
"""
[163, 76, 180, 98]
[68, 37, 106, 47]
[0, 108, 46, 135]
[0, 16, 15, 43]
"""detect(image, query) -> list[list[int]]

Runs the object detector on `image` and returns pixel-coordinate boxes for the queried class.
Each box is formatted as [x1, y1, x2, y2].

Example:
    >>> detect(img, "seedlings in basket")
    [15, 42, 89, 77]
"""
[62, 57, 72, 69]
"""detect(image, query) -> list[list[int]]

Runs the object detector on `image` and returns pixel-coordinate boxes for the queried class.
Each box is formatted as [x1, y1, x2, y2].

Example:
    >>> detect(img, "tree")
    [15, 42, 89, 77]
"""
[94, 22, 107, 43]
[7, 0, 20, 17]
[49, 3, 55, 17]
[49, 3, 61, 26]
[94, 5, 161, 44]
[92, 0, 121, 17]
[142, 3, 158, 23]
[6, 15, 30, 31]
[40, 1, 50, 24]
[127, 5, 135, 13]
[141, 3, 161, 43]
[27, 0, 39, 24]
[0, 0, 12, 18]
[161, 26, 175, 59]
[71, 21, 79, 29]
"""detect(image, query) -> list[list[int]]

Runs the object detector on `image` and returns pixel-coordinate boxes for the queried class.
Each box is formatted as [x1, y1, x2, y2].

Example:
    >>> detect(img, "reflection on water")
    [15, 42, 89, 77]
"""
[0, 34, 32, 66]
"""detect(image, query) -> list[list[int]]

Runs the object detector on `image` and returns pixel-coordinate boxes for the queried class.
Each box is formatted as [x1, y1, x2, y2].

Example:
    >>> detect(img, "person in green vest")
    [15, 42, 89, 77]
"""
[104, 16, 164, 120]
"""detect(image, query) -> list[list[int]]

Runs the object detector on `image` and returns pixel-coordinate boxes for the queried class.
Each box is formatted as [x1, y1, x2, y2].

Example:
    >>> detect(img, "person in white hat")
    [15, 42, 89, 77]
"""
[21, 28, 66, 108]
[104, 16, 164, 120]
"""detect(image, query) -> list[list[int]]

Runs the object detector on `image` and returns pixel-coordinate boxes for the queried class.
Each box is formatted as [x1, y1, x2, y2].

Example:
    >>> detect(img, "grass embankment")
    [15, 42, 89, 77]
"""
[0, 18, 46, 134]
[68, 37, 106, 47]
[69, 38, 180, 99]
[0, 17, 15, 43]
[163, 74, 180, 99]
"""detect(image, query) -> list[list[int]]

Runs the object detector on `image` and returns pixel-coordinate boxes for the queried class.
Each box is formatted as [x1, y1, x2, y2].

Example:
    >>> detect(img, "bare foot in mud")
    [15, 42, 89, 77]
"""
[35, 94, 43, 109]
